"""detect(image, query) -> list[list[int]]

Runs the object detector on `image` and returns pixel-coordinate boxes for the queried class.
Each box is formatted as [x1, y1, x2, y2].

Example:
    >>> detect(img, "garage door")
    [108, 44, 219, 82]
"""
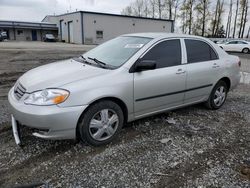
[68, 21, 74, 43]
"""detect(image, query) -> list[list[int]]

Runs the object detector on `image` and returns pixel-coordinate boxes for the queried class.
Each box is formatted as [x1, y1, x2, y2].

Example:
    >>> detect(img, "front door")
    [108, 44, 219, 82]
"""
[31, 30, 37, 41]
[133, 39, 186, 117]
[68, 21, 74, 43]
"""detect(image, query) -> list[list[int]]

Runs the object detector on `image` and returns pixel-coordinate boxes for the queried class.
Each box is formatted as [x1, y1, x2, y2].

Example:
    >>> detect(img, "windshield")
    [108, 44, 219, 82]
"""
[83, 36, 152, 67]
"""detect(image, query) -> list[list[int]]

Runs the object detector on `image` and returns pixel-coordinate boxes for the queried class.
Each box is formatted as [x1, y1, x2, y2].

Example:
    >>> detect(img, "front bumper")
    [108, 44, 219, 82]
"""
[8, 87, 88, 141]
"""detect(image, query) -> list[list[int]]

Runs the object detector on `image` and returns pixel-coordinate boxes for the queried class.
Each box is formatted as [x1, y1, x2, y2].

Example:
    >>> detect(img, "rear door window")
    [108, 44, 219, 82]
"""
[141, 39, 182, 69]
[185, 39, 218, 63]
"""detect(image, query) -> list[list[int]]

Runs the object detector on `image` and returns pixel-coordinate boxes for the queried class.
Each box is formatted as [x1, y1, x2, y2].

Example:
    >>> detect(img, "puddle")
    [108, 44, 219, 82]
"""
[240, 72, 250, 84]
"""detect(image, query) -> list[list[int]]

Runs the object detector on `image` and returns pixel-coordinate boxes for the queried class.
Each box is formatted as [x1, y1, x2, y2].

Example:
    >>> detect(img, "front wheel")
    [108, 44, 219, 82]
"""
[77, 100, 124, 146]
[242, 48, 250, 54]
[205, 81, 228, 110]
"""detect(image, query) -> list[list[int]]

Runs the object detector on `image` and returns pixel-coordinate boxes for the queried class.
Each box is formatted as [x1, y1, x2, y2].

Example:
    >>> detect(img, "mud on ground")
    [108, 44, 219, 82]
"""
[0, 42, 250, 188]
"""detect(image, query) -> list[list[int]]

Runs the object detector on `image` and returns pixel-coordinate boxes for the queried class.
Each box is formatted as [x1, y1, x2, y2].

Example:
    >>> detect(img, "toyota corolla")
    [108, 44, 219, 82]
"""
[8, 33, 241, 146]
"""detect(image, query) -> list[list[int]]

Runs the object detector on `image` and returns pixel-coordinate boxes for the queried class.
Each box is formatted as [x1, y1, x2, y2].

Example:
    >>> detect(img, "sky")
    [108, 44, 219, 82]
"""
[0, 0, 134, 22]
[0, 0, 249, 36]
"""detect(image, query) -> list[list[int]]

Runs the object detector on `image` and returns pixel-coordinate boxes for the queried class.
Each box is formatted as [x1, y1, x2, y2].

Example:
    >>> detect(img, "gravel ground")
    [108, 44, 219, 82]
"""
[0, 41, 250, 188]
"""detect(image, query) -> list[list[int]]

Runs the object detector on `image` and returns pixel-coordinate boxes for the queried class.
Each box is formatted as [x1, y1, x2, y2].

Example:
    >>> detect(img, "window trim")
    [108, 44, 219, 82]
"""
[129, 38, 184, 73]
[17, 30, 23, 35]
[184, 38, 219, 64]
[140, 38, 182, 69]
[96, 30, 103, 39]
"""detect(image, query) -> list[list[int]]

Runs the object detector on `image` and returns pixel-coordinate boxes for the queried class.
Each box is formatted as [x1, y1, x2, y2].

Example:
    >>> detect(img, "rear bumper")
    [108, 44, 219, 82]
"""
[8, 87, 88, 140]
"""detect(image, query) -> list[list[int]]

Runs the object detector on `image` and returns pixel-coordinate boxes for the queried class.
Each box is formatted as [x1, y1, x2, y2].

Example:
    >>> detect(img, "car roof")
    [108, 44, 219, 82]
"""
[122, 32, 206, 40]
[228, 40, 249, 43]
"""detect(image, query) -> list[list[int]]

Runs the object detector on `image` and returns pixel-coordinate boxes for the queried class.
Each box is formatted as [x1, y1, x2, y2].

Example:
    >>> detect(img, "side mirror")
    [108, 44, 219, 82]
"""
[134, 60, 156, 72]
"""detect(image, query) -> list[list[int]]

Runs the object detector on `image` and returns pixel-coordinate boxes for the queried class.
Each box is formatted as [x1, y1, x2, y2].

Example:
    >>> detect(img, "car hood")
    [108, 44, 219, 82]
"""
[18, 59, 110, 92]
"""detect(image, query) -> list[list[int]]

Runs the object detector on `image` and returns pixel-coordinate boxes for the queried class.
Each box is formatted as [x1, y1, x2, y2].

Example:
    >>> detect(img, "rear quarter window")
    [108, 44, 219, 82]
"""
[185, 39, 218, 63]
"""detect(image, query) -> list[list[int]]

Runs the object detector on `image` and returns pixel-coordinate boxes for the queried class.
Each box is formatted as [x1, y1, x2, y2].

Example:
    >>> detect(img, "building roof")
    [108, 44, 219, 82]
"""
[0, 20, 58, 30]
[42, 11, 174, 23]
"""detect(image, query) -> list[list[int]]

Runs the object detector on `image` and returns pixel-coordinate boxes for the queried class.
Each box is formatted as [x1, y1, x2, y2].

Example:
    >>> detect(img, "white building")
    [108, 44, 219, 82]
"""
[42, 11, 174, 45]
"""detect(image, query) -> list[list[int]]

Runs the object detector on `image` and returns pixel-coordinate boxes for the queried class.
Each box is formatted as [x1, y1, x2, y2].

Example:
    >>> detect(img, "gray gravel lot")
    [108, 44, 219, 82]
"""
[0, 41, 250, 188]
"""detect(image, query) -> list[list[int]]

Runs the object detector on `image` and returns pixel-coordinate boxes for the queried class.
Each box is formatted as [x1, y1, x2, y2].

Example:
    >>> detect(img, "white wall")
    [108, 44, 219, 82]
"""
[44, 12, 173, 44]
[46, 13, 82, 43]
[83, 13, 173, 44]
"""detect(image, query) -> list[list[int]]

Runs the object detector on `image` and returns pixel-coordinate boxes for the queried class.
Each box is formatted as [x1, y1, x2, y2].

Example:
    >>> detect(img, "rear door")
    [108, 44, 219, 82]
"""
[225, 41, 238, 51]
[133, 39, 187, 117]
[237, 41, 248, 52]
[184, 39, 221, 103]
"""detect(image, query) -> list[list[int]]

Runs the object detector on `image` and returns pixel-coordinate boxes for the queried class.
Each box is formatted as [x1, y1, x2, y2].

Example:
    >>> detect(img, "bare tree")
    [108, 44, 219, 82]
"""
[121, 0, 147, 17]
[247, 25, 250, 38]
[121, 6, 133, 16]
[225, 0, 233, 38]
[241, 0, 249, 38]
[233, 0, 239, 38]
[157, 0, 165, 18]
[179, 0, 189, 33]
[149, 0, 157, 18]
[195, 0, 210, 36]
[211, 0, 225, 37]
[173, 0, 181, 21]
[211, 0, 220, 36]
[238, 0, 245, 38]
[187, 0, 195, 34]
[165, 0, 181, 20]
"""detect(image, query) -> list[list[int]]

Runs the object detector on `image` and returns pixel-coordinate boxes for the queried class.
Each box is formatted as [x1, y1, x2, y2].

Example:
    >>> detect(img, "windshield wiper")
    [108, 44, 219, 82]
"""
[87, 57, 107, 66]
[75, 55, 92, 65]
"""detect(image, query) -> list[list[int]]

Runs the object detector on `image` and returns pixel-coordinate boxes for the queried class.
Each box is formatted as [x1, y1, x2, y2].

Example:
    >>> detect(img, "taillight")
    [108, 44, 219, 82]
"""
[238, 60, 241, 67]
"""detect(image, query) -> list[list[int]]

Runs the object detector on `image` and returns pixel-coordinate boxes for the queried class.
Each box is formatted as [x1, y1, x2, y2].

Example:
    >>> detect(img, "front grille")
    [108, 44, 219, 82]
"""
[14, 82, 26, 100]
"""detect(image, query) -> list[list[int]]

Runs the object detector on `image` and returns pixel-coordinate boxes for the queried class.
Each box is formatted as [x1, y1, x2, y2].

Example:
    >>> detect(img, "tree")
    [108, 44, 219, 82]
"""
[238, 0, 249, 38]
[149, 0, 157, 18]
[187, 0, 196, 34]
[157, 0, 164, 18]
[179, 0, 189, 33]
[225, 0, 233, 38]
[173, 0, 181, 21]
[246, 26, 250, 38]
[195, 0, 210, 36]
[217, 25, 226, 37]
[211, 0, 220, 36]
[121, 0, 147, 17]
[241, 0, 249, 38]
[233, 0, 239, 38]
[211, 0, 225, 37]
[121, 6, 133, 16]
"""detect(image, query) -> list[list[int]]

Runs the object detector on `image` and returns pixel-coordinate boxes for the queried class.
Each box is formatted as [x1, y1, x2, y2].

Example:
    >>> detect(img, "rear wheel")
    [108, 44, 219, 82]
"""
[205, 81, 228, 110]
[77, 100, 124, 146]
[242, 48, 250, 54]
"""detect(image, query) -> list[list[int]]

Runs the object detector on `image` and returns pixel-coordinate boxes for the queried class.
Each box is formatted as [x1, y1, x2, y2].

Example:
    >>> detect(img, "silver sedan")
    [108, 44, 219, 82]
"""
[8, 33, 241, 146]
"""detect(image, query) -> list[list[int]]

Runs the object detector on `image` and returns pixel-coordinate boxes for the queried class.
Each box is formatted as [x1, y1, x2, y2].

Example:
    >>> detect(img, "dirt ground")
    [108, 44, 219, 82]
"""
[0, 41, 250, 188]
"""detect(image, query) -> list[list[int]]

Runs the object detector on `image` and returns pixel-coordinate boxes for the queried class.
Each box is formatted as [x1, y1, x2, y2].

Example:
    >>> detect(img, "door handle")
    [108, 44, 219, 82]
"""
[212, 63, 220, 68]
[176, 69, 186, 74]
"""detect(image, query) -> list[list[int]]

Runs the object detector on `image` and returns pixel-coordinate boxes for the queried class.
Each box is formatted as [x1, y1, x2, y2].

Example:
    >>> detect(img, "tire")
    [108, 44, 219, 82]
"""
[205, 80, 228, 110]
[242, 48, 250, 54]
[77, 100, 124, 146]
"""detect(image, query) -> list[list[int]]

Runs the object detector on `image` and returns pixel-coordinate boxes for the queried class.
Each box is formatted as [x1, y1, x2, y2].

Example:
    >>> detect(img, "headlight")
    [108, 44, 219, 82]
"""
[24, 89, 69, 106]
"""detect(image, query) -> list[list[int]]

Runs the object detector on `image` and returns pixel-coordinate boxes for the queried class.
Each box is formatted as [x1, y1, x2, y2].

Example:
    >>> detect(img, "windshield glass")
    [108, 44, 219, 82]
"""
[83, 36, 152, 67]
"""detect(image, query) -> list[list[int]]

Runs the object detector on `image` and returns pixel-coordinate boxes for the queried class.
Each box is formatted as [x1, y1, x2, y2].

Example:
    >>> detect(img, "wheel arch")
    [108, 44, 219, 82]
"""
[76, 96, 129, 139]
[219, 77, 231, 91]
[242, 47, 250, 53]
